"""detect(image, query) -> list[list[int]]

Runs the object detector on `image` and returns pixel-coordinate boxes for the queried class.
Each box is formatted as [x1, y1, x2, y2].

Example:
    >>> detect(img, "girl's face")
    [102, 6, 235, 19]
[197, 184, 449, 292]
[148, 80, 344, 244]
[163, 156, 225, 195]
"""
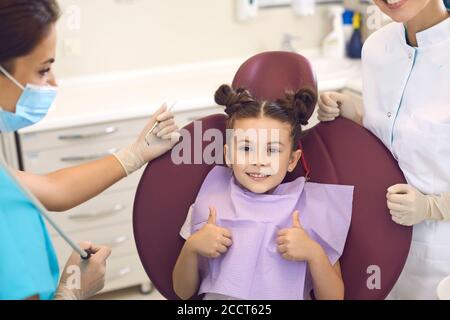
[0, 24, 57, 113]
[224, 116, 302, 194]
[373, 0, 434, 22]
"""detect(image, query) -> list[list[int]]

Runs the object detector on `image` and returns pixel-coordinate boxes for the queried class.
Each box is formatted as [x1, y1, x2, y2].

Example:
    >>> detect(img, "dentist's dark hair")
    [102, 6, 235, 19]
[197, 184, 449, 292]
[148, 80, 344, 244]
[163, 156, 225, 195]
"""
[215, 84, 316, 150]
[0, 0, 61, 74]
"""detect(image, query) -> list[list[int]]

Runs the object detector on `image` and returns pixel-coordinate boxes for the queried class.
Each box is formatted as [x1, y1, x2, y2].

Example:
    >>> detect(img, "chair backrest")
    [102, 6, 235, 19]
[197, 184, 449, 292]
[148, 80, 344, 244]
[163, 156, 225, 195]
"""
[133, 52, 412, 300]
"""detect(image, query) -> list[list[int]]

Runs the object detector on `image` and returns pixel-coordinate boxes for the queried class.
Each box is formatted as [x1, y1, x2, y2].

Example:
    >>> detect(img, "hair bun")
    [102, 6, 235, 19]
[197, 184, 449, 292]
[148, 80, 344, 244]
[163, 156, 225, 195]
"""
[214, 84, 254, 116]
[291, 89, 316, 126]
[214, 85, 234, 106]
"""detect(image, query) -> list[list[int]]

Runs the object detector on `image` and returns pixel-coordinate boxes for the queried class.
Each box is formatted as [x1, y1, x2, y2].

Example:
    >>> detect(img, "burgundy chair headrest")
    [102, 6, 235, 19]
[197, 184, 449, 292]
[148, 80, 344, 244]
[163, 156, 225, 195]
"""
[232, 51, 318, 121]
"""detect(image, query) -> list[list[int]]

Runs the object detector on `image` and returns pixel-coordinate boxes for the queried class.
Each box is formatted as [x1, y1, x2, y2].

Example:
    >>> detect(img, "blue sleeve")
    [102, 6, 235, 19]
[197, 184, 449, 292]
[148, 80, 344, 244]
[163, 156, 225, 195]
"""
[0, 169, 59, 300]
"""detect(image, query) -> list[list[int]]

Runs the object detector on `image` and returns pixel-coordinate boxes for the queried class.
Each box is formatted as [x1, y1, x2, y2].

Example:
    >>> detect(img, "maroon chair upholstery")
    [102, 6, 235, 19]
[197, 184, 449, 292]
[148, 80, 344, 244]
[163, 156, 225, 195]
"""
[133, 52, 412, 300]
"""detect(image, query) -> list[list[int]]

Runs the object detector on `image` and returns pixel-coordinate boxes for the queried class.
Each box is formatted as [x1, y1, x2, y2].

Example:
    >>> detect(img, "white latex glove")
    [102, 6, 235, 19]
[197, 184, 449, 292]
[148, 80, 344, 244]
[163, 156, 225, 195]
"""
[387, 185, 450, 226]
[387, 184, 431, 226]
[317, 91, 363, 124]
[114, 104, 181, 175]
[54, 242, 112, 300]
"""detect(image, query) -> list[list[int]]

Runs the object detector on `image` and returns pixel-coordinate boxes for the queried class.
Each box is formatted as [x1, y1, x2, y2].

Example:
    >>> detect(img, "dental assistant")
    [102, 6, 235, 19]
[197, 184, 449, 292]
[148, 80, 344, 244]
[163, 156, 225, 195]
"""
[0, 0, 179, 300]
[318, 0, 450, 299]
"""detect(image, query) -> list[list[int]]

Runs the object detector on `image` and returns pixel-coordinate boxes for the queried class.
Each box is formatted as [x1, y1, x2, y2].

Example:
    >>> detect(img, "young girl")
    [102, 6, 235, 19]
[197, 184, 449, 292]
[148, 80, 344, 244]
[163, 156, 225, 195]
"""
[318, 0, 450, 299]
[172, 85, 354, 300]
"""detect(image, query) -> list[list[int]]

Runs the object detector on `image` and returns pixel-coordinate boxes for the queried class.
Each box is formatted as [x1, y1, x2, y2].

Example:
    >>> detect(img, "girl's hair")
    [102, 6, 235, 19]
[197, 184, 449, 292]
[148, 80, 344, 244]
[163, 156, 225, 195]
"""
[215, 84, 317, 150]
[0, 0, 61, 73]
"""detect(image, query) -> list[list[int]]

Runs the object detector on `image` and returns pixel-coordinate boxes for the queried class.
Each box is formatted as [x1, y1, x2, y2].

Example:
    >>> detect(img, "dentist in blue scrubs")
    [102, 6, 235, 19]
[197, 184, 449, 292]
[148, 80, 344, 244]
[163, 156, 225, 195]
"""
[0, 0, 179, 300]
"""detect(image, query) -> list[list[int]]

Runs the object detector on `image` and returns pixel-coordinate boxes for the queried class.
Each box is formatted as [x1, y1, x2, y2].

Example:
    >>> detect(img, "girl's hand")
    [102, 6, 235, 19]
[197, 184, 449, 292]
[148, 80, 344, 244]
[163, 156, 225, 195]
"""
[187, 207, 233, 258]
[277, 211, 320, 262]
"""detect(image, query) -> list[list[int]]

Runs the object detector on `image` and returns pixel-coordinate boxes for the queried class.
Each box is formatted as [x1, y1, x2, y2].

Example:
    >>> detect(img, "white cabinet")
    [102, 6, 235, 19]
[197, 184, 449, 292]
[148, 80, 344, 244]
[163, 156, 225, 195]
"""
[17, 106, 224, 294]
[0, 132, 20, 169]
[0, 135, 5, 161]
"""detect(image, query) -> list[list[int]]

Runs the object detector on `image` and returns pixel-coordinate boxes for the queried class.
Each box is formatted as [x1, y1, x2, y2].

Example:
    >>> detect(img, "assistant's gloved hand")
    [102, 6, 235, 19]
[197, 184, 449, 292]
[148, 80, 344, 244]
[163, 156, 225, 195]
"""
[317, 91, 363, 124]
[387, 184, 450, 226]
[113, 104, 180, 176]
[54, 242, 112, 300]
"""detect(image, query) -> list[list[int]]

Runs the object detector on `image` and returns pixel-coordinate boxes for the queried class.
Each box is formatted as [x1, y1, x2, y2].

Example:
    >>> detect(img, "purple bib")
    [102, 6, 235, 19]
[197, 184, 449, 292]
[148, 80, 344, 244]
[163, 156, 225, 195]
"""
[191, 166, 353, 300]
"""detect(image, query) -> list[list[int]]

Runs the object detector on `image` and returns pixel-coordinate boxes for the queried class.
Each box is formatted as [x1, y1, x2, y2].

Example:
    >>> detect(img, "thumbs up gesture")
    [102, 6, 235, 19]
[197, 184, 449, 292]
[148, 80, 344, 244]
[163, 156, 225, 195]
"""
[188, 206, 233, 259]
[277, 211, 320, 262]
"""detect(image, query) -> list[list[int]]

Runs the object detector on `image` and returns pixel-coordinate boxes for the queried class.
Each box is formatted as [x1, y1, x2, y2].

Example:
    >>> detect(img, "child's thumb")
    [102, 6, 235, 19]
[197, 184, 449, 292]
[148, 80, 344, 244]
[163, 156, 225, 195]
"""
[292, 211, 302, 228]
[207, 206, 217, 225]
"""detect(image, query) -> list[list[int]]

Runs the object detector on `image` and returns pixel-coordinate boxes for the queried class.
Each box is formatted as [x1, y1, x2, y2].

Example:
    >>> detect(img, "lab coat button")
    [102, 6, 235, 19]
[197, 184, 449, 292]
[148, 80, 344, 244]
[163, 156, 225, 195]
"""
[387, 112, 392, 118]
[408, 53, 413, 59]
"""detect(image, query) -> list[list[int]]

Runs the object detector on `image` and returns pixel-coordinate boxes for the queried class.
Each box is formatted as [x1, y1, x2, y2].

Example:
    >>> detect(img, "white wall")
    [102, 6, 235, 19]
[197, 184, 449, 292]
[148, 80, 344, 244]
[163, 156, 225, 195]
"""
[55, 0, 332, 77]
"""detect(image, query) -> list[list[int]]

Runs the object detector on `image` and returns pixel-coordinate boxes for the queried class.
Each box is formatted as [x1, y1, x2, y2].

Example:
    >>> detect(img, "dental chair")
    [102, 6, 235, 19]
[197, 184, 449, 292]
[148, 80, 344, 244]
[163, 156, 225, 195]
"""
[133, 52, 412, 300]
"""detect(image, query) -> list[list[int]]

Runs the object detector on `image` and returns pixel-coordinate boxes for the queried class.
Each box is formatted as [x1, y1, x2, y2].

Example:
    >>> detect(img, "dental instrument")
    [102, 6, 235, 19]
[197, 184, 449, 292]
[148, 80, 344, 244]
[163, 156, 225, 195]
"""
[145, 102, 176, 146]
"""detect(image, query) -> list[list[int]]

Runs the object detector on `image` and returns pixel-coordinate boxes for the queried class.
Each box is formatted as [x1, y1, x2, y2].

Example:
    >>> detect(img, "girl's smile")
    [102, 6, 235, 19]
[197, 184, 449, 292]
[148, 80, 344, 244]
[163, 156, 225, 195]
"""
[383, 0, 409, 10]
[246, 172, 271, 182]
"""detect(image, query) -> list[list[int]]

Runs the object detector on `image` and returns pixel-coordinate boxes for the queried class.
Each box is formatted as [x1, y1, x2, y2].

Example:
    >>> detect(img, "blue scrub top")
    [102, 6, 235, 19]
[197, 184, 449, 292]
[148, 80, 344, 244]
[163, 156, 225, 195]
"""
[0, 167, 59, 300]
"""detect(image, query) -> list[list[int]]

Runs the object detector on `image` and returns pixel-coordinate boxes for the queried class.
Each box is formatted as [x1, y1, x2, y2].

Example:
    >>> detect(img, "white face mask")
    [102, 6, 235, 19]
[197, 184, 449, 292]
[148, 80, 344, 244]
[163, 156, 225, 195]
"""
[0, 65, 57, 132]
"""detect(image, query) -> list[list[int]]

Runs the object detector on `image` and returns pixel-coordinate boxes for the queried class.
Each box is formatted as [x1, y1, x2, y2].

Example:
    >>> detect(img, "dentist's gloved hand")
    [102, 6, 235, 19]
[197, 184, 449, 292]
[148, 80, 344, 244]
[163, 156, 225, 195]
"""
[114, 104, 180, 176]
[54, 242, 112, 300]
[317, 91, 364, 125]
[387, 184, 450, 226]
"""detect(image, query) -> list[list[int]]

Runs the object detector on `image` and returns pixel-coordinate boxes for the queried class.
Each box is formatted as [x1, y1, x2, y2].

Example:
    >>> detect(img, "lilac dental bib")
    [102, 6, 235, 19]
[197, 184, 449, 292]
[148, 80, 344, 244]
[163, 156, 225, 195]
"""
[191, 166, 353, 300]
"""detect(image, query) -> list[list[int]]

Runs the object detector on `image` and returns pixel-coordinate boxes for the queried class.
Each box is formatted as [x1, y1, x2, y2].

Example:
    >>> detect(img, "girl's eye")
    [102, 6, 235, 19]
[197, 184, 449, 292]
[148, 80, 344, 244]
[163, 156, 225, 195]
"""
[268, 147, 280, 154]
[239, 145, 251, 152]
[39, 68, 51, 77]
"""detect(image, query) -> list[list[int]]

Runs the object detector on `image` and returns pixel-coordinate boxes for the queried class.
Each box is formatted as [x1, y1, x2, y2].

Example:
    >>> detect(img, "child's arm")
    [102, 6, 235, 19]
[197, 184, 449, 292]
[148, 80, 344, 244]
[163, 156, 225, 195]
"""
[172, 239, 202, 300]
[307, 247, 344, 300]
[277, 211, 344, 300]
[173, 207, 233, 300]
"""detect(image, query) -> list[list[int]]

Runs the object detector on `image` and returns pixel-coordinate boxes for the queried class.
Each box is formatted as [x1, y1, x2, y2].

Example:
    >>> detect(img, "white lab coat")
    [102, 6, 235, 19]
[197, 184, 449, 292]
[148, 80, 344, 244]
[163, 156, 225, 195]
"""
[362, 17, 450, 299]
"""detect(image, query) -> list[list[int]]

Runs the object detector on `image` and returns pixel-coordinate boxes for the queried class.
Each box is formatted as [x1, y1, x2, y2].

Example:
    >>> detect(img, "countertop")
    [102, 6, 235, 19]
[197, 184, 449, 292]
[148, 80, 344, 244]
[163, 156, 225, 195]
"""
[20, 51, 362, 134]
